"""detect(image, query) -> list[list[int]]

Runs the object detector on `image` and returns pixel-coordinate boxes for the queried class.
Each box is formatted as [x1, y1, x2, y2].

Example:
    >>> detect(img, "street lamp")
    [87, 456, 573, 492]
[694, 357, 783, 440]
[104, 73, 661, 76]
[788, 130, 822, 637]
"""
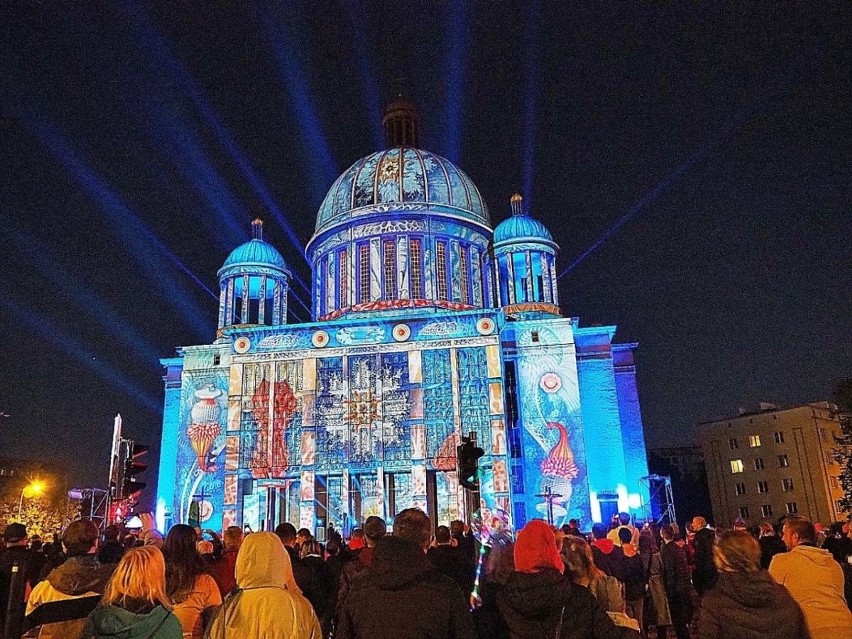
[18, 480, 46, 519]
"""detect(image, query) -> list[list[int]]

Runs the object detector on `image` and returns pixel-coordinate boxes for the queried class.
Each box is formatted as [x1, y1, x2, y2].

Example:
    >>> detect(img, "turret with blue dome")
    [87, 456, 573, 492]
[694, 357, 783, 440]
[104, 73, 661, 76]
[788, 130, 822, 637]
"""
[306, 97, 495, 321]
[217, 218, 291, 333]
[492, 193, 560, 317]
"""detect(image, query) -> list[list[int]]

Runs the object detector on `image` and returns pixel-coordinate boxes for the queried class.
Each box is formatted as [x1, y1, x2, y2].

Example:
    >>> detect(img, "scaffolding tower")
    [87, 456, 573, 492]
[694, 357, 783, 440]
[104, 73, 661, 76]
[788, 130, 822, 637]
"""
[639, 474, 677, 525]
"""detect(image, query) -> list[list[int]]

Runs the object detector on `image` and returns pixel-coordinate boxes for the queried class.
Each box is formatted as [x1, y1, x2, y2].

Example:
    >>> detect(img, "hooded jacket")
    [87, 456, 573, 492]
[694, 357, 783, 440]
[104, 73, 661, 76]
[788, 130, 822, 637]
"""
[590, 539, 626, 583]
[694, 570, 808, 639]
[769, 544, 852, 639]
[205, 532, 320, 639]
[335, 535, 474, 639]
[81, 601, 182, 639]
[27, 554, 115, 639]
[497, 568, 637, 639]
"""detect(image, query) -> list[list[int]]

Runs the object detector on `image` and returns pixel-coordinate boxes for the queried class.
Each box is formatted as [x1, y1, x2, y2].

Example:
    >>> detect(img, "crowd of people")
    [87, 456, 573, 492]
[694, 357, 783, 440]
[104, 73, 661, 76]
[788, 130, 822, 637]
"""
[0, 510, 851, 638]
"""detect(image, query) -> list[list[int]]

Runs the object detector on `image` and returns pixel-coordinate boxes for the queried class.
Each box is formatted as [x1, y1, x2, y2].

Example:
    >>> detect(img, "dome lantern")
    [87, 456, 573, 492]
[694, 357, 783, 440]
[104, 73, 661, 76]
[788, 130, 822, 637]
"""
[491, 194, 561, 318]
[382, 96, 420, 148]
[217, 219, 291, 335]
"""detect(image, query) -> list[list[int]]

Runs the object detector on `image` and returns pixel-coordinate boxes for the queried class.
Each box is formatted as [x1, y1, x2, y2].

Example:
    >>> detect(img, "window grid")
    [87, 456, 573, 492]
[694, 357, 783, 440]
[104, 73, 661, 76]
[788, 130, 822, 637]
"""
[753, 458, 765, 470]
[749, 435, 761, 447]
[358, 244, 370, 303]
[459, 244, 470, 304]
[786, 502, 798, 514]
[409, 238, 423, 298]
[338, 249, 348, 308]
[761, 504, 773, 517]
[739, 506, 749, 519]
[782, 478, 794, 491]
[729, 438, 738, 450]
[774, 431, 785, 444]
[436, 241, 448, 301]
[735, 482, 746, 495]
[778, 454, 789, 468]
[731, 459, 744, 474]
[383, 240, 397, 300]
[757, 480, 769, 494]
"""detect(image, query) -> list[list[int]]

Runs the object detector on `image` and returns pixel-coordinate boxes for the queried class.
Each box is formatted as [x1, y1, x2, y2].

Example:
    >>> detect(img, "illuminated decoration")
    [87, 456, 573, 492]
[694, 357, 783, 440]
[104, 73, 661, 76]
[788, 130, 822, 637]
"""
[158, 101, 650, 534]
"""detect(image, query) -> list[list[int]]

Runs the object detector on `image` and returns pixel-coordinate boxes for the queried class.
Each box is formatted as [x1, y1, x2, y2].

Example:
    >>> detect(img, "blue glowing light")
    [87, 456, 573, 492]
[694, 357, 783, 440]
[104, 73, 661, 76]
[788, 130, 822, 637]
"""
[442, 0, 469, 163]
[257, 3, 339, 202]
[0, 297, 161, 413]
[23, 113, 213, 341]
[522, 0, 541, 205]
[342, 0, 384, 150]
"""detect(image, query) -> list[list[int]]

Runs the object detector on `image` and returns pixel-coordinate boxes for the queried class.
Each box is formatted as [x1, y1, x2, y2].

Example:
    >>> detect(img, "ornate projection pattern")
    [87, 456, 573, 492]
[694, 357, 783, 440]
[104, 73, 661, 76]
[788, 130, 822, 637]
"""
[315, 357, 346, 470]
[239, 363, 269, 472]
[347, 355, 380, 464]
[457, 347, 490, 453]
[423, 349, 456, 468]
[379, 351, 411, 466]
[275, 361, 303, 474]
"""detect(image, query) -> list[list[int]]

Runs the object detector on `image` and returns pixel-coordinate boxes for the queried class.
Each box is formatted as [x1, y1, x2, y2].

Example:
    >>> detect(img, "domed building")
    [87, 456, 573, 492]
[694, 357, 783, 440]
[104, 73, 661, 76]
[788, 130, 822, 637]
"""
[156, 101, 651, 536]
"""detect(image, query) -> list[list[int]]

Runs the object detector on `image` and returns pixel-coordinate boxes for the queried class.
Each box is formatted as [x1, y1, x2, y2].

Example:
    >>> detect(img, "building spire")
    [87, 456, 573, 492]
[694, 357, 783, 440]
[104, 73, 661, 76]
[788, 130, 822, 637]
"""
[382, 96, 420, 148]
[510, 193, 523, 216]
[252, 218, 263, 241]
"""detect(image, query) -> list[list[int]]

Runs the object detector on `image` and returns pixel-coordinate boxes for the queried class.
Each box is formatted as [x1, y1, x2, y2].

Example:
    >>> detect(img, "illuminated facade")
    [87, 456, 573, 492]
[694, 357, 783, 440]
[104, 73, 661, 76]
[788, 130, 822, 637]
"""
[156, 100, 650, 535]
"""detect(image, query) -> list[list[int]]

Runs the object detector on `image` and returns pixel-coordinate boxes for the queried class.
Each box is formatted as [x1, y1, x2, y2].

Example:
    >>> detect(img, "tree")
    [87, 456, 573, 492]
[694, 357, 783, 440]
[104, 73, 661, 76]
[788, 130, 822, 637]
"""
[832, 378, 852, 514]
[0, 492, 77, 538]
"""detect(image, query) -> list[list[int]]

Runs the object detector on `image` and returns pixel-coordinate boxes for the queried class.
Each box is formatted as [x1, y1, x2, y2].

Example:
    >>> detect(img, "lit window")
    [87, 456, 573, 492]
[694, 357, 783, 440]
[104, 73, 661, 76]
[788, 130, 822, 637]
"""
[739, 506, 749, 519]
[531, 330, 540, 343]
[735, 482, 746, 495]
[749, 435, 761, 447]
[754, 458, 765, 470]
[358, 244, 370, 303]
[436, 241, 448, 301]
[729, 438, 739, 450]
[338, 249, 348, 308]
[782, 478, 794, 492]
[786, 502, 798, 514]
[383, 240, 397, 300]
[757, 481, 769, 494]
[778, 454, 789, 468]
[761, 504, 773, 517]
[459, 244, 469, 304]
[409, 238, 423, 298]
[774, 431, 784, 444]
[731, 460, 744, 474]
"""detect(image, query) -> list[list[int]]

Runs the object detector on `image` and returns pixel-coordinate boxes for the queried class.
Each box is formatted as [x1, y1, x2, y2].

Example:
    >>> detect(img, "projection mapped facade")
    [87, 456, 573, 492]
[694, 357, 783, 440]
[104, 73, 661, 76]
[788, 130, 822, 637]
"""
[157, 100, 650, 535]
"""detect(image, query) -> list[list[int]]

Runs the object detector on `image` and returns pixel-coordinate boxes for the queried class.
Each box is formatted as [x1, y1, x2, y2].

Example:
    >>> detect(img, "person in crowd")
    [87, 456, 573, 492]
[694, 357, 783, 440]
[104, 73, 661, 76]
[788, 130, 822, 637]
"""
[209, 526, 243, 598]
[196, 540, 215, 565]
[471, 540, 514, 639]
[562, 535, 625, 614]
[336, 508, 474, 639]
[161, 524, 222, 639]
[769, 516, 852, 639]
[0, 523, 43, 629]
[562, 518, 584, 538]
[647, 542, 673, 639]
[498, 519, 637, 639]
[335, 515, 386, 623]
[731, 518, 748, 532]
[450, 519, 477, 580]
[297, 528, 324, 560]
[757, 522, 786, 570]
[140, 529, 164, 550]
[347, 528, 366, 552]
[27, 519, 115, 639]
[591, 522, 626, 582]
[659, 524, 693, 639]
[694, 530, 807, 639]
[81, 545, 182, 639]
[428, 524, 469, 590]
[275, 522, 328, 622]
[608, 513, 637, 547]
[618, 527, 647, 634]
[689, 517, 717, 596]
[206, 531, 320, 639]
[97, 526, 125, 565]
[638, 526, 657, 579]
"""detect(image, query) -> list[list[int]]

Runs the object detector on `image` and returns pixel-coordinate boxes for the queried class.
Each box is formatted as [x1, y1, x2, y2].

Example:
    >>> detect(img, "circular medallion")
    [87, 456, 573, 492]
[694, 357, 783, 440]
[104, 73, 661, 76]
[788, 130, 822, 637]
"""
[312, 330, 329, 348]
[539, 372, 562, 393]
[476, 317, 495, 335]
[392, 324, 411, 342]
[233, 336, 251, 354]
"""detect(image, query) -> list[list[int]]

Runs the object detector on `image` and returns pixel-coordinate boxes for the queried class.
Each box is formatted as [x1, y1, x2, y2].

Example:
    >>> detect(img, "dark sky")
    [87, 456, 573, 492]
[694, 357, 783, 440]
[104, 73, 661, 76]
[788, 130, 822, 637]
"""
[2, 1, 850, 490]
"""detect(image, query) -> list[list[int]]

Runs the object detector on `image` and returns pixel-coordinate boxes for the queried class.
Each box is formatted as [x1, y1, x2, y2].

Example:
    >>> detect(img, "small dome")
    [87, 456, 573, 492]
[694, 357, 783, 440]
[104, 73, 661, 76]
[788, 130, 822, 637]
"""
[315, 148, 489, 234]
[493, 196, 554, 246]
[219, 220, 290, 279]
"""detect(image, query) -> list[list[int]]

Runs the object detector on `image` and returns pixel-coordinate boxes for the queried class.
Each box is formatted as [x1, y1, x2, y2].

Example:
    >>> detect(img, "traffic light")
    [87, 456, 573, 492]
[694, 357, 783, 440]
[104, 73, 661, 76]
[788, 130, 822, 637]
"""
[118, 439, 148, 501]
[457, 434, 484, 490]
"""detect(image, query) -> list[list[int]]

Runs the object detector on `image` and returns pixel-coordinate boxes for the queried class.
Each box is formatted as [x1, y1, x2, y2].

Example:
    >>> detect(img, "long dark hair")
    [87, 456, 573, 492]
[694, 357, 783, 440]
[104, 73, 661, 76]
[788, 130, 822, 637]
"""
[162, 524, 207, 602]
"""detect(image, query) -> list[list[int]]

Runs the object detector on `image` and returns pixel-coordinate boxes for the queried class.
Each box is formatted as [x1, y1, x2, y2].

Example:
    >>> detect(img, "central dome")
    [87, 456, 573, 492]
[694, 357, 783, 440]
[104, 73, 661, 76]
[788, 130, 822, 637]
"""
[314, 147, 490, 235]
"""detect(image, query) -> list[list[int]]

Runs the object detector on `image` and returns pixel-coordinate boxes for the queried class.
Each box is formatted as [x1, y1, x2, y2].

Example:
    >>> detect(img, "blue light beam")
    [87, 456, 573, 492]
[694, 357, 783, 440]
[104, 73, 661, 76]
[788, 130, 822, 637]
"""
[442, 0, 470, 163]
[522, 0, 541, 206]
[0, 297, 161, 414]
[342, 0, 384, 150]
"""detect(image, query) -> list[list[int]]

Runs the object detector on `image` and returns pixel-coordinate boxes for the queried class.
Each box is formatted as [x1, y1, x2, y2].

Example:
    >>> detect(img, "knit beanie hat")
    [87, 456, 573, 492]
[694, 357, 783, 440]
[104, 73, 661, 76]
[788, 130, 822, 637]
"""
[514, 519, 564, 574]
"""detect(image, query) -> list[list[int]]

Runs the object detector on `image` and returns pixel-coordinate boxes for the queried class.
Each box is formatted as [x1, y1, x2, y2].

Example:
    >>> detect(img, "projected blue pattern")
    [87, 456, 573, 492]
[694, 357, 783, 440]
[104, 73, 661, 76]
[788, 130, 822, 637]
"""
[159, 126, 650, 534]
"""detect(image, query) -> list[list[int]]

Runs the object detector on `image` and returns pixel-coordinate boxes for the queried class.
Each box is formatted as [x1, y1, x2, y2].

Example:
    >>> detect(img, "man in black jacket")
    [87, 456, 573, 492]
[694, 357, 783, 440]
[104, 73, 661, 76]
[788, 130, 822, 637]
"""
[660, 525, 693, 639]
[275, 522, 329, 623]
[336, 508, 474, 639]
[689, 516, 717, 596]
[0, 523, 43, 629]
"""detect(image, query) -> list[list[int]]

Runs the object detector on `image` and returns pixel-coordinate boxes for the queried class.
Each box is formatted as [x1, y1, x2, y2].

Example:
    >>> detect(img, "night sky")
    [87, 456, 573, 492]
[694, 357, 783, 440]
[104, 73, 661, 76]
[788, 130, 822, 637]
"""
[2, 2, 850, 491]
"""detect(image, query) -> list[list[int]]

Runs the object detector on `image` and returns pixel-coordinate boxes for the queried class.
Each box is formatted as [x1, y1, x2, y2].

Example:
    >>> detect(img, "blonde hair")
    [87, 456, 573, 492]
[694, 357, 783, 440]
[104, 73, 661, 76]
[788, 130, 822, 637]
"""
[101, 546, 171, 607]
[713, 530, 761, 573]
